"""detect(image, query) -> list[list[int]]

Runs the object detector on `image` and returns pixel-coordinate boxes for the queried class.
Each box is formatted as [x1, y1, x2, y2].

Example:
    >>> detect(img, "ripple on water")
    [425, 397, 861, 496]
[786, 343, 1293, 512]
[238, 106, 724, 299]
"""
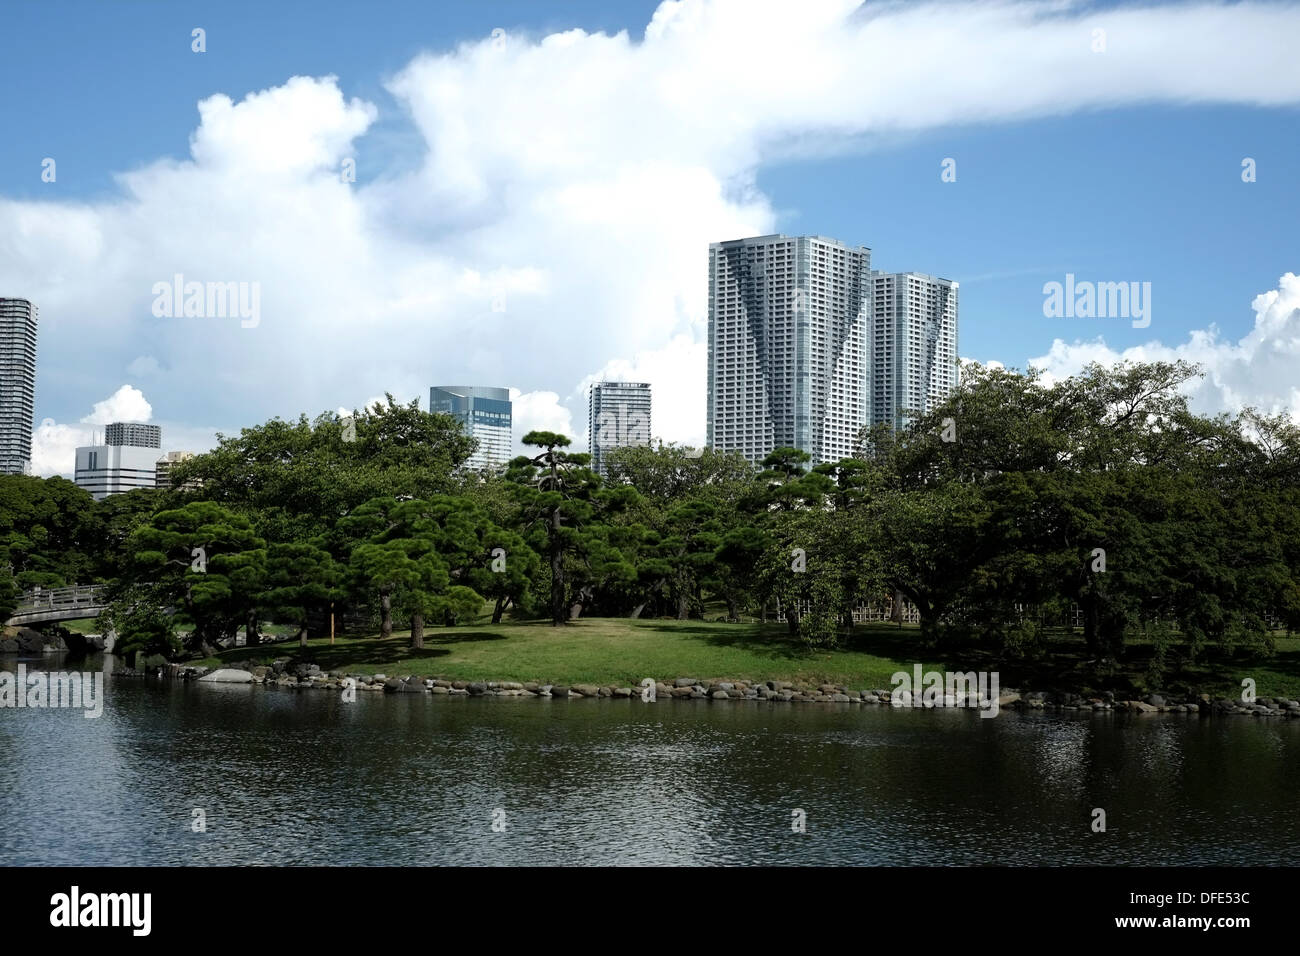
[1, 673, 1298, 865]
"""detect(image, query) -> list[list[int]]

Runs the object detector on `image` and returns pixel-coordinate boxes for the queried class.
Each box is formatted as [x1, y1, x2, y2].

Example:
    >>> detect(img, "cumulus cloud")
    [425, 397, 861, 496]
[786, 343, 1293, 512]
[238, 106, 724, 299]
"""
[31, 385, 151, 477]
[579, 334, 707, 448]
[1029, 273, 1300, 418]
[30, 419, 92, 479]
[30, 385, 225, 478]
[510, 390, 576, 455]
[81, 385, 152, 425]
[4, 0, 1300, 463]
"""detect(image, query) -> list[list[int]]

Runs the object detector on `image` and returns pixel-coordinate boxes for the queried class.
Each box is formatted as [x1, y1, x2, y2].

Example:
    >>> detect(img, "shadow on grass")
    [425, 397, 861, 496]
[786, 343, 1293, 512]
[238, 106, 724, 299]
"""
[424, 631, 510, 645]
[933, 630, 1300, 697]
[213, 638, 450, 670]
[630, 619, 927, 662]
[631, 620, 809, 660]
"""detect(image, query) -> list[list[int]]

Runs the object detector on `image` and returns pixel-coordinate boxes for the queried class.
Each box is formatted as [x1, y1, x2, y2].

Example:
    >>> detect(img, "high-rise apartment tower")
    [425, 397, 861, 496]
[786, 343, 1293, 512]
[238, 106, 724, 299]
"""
[0, 297, 38, 475]
[707, 235, 872, 466]
[589, 381, 651, 478]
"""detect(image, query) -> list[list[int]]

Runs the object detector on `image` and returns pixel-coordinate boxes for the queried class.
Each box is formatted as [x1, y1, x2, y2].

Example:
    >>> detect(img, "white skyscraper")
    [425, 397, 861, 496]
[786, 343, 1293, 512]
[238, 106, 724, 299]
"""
[707, 238, 959, 466]
[707, 235, 872, 466]
[0, 297, 38, 475]
[589, 381, 651, 478]
[870, 272, 960, 430]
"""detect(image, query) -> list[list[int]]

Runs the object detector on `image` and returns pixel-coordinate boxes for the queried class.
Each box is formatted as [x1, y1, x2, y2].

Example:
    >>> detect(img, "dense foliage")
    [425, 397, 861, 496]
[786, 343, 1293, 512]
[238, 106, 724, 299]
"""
[3, 366, 1297, 681]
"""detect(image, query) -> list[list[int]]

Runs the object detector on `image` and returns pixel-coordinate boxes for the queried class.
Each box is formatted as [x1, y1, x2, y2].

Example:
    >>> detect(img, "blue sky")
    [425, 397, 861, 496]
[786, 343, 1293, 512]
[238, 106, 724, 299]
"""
[2, 0, 1298, 473]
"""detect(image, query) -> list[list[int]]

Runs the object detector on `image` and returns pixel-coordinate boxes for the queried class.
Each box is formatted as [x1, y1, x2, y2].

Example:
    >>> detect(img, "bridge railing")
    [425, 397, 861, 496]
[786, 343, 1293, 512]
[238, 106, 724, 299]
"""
[13, 585, 107, 614]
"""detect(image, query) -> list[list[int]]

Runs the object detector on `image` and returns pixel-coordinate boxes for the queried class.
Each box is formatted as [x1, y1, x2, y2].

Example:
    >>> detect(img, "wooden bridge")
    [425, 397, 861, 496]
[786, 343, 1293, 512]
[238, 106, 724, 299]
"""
[5, 585, 108, 627]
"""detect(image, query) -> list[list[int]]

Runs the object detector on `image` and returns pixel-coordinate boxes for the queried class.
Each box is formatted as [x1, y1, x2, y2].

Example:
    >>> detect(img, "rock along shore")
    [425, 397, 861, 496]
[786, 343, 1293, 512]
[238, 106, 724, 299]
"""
[111, 662, 1300, 718]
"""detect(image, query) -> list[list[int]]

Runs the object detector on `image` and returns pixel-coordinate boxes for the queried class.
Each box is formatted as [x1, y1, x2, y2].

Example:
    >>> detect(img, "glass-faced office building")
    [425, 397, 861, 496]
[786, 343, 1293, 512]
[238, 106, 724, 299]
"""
[429, 385, 512, 470]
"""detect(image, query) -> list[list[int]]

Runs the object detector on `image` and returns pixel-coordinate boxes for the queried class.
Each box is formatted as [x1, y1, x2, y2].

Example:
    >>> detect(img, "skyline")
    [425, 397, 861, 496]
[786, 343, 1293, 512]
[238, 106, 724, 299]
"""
[2, 0, 1299, 478]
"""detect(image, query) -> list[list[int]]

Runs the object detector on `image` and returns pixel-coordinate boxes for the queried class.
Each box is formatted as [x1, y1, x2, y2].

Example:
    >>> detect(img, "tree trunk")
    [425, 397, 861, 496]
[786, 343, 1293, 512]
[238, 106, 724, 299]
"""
[631, 578, 665, 619]
[676, 587, 690, 620]
[549, 502, 565, 627]
[724, 594, 739, 622]
[245, 609, 259, 647]
[380, 586, 393, 639]
[297, 623, 308, 648]
[492, 595, 506, 625]
[890, 587, 904, 624]
[569, 585, 593, 620]
[784, 605, 800, 635]
[410, 611, 424, 649]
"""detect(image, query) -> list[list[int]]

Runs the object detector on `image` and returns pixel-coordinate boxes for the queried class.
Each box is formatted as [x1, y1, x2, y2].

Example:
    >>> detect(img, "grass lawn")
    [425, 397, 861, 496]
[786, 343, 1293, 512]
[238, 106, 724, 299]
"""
[189, 616, 1300, 698]
[196, 618, 945, 689]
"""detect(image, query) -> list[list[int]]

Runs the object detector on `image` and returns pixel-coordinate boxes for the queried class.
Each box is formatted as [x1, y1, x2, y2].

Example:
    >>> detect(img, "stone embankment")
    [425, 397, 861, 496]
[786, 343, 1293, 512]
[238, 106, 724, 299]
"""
[111, 661, 1300, 717]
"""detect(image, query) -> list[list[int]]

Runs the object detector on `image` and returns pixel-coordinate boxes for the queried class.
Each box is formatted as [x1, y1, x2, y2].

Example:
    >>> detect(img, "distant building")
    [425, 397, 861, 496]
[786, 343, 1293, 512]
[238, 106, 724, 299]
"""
[707, 235, 872, 466]
[869, 272, 959, 430]
[589, 381, 652, 478]
[106, 422, 161, 448]
[706, 235, 959, 465]
[155, 450, 195, 489]
[75, 422, 163, 499]
[429, 385, 512, 470]
[75, 444, 160, 499]
[0, 297, 38, 475]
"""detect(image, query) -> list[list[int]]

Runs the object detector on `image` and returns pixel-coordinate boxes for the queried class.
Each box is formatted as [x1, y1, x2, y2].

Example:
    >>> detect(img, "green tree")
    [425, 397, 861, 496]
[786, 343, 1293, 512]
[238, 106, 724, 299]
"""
[263, 541, 345, 647]
[509, 432, 611, 625]
[343, 496, 486, 648]
[123, 501, 267, 657]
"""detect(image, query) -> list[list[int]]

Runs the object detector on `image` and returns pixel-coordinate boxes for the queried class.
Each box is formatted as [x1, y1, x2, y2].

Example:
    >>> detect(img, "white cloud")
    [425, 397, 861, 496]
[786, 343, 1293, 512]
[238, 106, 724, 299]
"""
[30, 419, 92, 479]
[579, 334, 707, 448]
[510, 389, 576, 455]
[3, 0, 1300, 459]
[1029, 273, 1300, 418]
[81, 385, 152, 425]
[31, 385, 224, 478]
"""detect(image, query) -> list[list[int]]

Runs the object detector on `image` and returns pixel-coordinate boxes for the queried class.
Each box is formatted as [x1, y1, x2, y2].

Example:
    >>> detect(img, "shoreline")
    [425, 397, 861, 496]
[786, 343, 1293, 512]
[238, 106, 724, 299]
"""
[109, 661, 1300, 718]
[8, 618, 1298, 719]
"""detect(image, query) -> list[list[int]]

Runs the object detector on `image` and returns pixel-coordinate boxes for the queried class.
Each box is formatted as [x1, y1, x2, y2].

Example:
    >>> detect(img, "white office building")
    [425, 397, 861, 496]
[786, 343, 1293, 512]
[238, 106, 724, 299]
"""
[589, 381, 651, 477]
[707, 235, 872, 466]
[75, 421, 164, 499]
[75, 444, 161, 499]
[0, 297, 38, 475]
[870, 272, 960, 430]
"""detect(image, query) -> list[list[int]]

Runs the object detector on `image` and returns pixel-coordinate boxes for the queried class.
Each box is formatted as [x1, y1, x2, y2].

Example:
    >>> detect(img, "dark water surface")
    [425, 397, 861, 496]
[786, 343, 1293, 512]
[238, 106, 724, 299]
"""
[2, 658, 1297, 865]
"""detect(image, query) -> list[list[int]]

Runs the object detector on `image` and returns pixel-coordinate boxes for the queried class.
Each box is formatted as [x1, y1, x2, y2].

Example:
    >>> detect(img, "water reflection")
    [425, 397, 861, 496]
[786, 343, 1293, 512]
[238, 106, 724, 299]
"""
[1, 659, 1297, 866]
